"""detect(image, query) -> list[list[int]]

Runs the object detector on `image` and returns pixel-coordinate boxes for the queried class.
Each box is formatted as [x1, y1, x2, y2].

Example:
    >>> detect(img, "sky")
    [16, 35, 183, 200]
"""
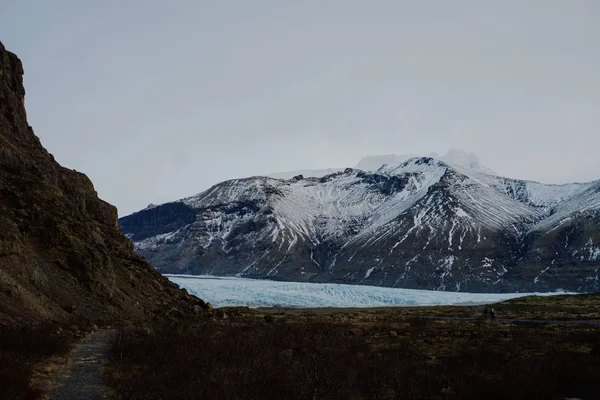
[1, 1, 599, 216]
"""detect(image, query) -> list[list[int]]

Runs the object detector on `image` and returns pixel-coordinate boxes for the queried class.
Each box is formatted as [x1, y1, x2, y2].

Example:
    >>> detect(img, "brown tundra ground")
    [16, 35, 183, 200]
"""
[107, 293, 600, 400]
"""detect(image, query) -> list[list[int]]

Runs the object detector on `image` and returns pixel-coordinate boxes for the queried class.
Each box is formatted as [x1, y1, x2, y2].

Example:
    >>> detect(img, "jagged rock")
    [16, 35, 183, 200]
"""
[192, 305, 203, 314]
[167, 307, 185, 320]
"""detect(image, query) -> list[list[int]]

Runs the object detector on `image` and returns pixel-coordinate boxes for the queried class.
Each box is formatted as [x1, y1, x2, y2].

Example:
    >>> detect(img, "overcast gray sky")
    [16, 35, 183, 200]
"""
[1, 1, 599, 216]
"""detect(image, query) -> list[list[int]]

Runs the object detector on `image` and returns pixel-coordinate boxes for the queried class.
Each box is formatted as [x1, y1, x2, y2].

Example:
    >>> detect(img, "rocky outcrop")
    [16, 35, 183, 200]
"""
[0, 42, 202, 327]
[120, 158, 600, 293]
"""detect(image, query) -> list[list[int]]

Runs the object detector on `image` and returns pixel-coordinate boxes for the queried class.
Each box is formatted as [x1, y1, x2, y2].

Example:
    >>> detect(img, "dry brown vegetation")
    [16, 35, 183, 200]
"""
[108, 299, 600, 400]
[0, 323, 74, 400]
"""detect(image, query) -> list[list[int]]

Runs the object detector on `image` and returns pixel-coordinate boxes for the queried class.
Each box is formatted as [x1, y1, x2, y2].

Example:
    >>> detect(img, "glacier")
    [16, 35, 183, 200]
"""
[167, 275, 568, 308]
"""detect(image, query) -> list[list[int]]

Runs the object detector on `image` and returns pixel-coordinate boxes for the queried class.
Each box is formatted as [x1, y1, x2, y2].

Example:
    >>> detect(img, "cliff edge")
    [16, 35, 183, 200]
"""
[0, 42, 201, 327]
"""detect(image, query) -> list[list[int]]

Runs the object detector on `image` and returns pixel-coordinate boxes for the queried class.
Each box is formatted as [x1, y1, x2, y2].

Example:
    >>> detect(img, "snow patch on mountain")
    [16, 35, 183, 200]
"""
[379, 157, 542, 230]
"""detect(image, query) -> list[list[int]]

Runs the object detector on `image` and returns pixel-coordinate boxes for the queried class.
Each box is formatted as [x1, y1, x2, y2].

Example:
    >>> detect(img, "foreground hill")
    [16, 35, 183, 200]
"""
[0, 42, 200, 327]
[121, 151, 600, 293]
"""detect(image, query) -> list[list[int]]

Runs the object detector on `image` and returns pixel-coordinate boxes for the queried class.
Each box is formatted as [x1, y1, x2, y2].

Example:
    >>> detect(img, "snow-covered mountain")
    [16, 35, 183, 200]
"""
[120, 156, 600, 293]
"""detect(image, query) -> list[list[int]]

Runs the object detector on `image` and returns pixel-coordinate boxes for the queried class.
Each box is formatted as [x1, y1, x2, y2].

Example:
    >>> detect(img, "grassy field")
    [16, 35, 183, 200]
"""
[107, 293, 600, 400]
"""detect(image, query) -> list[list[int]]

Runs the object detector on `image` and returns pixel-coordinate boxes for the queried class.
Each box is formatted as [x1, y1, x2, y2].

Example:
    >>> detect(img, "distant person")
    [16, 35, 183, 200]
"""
[490, 308, 495, 322]
[483, 307, 489, 320]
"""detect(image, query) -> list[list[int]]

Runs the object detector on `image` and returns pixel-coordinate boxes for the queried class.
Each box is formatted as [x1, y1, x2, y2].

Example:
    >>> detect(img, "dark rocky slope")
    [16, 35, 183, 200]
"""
[0, 42, 202, 327]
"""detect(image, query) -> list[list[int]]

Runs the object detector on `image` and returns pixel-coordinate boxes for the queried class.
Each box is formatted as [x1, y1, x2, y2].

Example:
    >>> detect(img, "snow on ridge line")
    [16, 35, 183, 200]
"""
[357, 150, 496, 176]
[166, 275, 572, 309]
[268, 168, 345, 180]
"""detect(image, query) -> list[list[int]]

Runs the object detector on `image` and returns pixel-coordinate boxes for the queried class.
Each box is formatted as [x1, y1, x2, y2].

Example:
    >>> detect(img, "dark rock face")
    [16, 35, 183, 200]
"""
[120, 155, 600, 293]
[120, 202, 197, 241]
[0, 42, 199, 326]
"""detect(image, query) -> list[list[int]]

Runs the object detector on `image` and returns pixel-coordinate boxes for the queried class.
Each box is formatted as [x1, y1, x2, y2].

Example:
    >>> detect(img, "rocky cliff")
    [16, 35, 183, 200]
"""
[0, 42, 201, 327]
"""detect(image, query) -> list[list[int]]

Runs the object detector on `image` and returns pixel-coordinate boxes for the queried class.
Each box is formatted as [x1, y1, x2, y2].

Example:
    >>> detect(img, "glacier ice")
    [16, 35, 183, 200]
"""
[167, 275, 568, 309]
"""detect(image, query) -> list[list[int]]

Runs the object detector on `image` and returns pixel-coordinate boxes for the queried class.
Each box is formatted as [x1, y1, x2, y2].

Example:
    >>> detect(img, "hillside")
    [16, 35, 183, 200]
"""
[0, 42, 201, 327]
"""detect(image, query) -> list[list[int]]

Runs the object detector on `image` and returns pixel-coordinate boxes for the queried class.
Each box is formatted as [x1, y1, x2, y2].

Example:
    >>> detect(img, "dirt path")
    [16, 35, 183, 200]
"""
[48, 330, 116, 400]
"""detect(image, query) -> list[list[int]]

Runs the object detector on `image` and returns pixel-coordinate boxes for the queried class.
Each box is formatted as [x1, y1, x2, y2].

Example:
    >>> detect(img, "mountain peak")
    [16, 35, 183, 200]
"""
[378, 156, 449, 175]
[356, 149, 495, 175]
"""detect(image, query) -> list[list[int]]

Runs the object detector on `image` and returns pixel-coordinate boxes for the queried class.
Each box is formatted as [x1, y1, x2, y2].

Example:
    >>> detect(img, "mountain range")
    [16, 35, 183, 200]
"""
[120, 152, 600, 293]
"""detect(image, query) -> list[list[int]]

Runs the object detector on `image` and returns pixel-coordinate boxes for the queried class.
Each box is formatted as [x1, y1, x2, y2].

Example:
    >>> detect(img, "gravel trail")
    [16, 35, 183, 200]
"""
[50, 330, 116, 400]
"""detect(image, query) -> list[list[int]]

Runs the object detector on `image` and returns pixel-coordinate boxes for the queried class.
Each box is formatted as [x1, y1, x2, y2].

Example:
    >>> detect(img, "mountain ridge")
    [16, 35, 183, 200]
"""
[268, 149, 495, 181]
[120, 155, 600, 293]
[357, 149, 496, 175]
